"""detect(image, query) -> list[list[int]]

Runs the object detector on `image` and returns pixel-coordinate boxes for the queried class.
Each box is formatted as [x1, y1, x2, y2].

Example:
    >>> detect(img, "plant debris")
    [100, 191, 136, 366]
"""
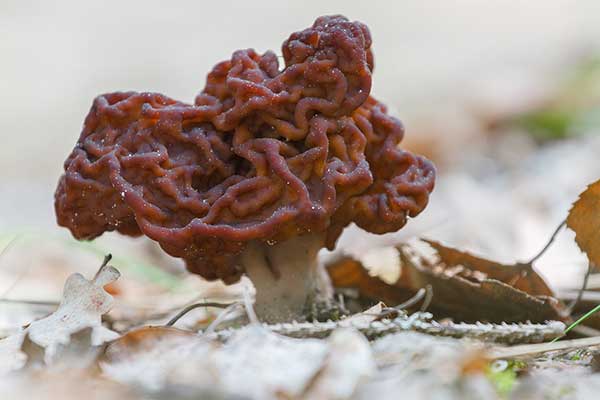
[0, 256, 119, 372]
[327, 241, 566, 323]
[567, 179, 600, 269]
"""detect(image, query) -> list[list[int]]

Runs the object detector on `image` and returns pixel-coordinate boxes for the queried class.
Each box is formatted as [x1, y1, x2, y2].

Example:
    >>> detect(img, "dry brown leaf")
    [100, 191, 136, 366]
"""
[567, 179, 600, 267]
[424, 239, 554, 296]
[326, 244, 566, 323]
[327, 257, 414, 307]
[398, 245, 565, 323]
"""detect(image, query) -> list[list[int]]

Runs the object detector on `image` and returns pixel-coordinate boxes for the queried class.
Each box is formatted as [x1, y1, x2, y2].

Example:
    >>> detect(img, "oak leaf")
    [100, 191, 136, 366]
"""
[0, 262, 120, 372]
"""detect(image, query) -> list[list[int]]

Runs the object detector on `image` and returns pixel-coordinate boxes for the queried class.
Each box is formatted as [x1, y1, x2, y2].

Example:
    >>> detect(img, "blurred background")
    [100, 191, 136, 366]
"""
[1, 0, 600, 330]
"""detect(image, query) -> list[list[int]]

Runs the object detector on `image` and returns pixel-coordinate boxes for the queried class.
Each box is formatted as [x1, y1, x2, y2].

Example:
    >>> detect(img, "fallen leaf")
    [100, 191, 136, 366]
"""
[0, 262, 120, 372]
[327, 257, 415, 307]
[298, 328, 375, 400]
[0, 333, 27, 374]
[101, 326, 215, 392]
[356, 331, 496, 400]
[102, 324, 373, 400]
[567, 179, 600, 267]
[326, 243, 566, 323]
[424, 239, 553, 296]
[399, 245, 564, 322]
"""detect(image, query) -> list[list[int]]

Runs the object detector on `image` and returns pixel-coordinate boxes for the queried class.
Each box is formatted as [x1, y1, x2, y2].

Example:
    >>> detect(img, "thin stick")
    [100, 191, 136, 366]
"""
[337, 293, 346, 313]
[205, 303, 243, 335]
[527, 219, 566, 264]
[420, 284, 433, 312]
[395, 288, 426, 310]
[567, 262, 593, 314]
[490, 335, 600, 359]
[242, 285, 259, 324]
[375, 289, 427, 321]
[165, 302, 232, 327]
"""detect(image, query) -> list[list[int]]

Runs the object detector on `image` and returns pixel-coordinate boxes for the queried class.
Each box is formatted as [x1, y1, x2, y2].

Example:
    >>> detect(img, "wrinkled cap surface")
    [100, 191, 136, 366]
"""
[55, 15, 435, 283]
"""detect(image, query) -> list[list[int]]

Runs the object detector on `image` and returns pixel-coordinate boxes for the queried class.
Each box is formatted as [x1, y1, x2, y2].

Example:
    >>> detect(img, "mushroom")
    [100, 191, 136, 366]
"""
[55, 15, 435, 323]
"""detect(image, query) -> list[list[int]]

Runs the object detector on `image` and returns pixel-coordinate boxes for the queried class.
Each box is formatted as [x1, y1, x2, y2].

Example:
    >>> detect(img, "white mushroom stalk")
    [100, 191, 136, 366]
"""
[241, 234, 333, 323]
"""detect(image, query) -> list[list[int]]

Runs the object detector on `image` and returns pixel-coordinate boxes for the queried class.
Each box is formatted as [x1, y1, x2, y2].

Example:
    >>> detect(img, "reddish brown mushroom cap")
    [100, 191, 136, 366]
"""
[55, 15, 435, 283]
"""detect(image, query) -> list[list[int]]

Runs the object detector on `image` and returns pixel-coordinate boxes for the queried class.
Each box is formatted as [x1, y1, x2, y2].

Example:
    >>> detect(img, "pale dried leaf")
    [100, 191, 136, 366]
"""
[0, 333, 27, 374]
[338, 303, 384, 327]
[356, 331, 495, 400]
[101, 326, 215, 392]
[102, 324, 373, 400]
[300, 328, 375, 399]
[204, 326, 328, 399]
[0, 264, 120, 371]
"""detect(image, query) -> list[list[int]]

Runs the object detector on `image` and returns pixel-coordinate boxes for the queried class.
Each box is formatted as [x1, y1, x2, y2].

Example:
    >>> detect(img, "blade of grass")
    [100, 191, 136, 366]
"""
[551, 303, 600, 343]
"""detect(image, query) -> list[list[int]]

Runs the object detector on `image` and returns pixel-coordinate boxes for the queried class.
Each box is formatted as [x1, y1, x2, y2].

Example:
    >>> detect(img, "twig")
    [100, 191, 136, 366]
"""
[375, 288, 427, 321]
[165, 302, 232, 327]
[489, 335, 600, 359]
[527, 219, 566, 264]
[396, 288, 427, 310]
[420, 284, 433, 312]
[337, 293, 346, 312]
[242, 285, 259, 324]
[567, 262, 593, 314]
[204, 303, 243, 335]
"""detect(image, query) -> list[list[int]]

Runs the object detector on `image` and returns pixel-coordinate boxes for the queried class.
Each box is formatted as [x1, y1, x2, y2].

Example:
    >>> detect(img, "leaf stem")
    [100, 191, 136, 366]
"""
[527, 219, 566, 264]
[567, 262, 593, 314]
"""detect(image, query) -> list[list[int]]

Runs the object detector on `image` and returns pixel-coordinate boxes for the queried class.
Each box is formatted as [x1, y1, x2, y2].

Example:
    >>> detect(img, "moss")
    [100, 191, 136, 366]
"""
[486, 360, 527, 398]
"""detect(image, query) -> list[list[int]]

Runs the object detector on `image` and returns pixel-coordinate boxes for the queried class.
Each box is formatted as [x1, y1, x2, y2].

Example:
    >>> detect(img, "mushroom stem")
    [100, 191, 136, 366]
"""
[241, 234, 332, 323]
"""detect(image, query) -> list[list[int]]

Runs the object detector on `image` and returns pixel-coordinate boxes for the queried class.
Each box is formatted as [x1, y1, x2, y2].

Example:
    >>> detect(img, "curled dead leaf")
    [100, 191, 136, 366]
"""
[398, 245, 565, 323]
[567, 179, 600, 267]
[327, 257, 415, 307]
[423, 239, 553, 297]
[326, 242, 566, 323]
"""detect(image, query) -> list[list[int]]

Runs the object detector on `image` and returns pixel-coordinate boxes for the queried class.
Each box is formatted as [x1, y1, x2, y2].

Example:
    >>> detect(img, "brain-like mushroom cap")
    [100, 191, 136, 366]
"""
[55, 15, 435, 283]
